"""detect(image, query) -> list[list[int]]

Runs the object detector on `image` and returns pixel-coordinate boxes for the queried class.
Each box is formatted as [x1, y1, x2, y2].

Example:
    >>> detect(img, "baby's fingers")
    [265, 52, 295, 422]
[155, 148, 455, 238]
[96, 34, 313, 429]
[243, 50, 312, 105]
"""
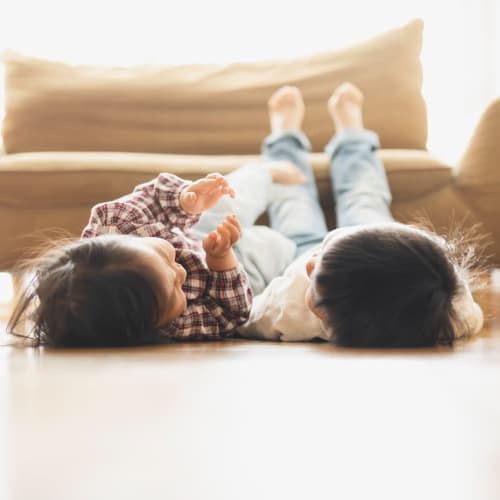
[215, 223, 231, 247]
[191, 175, 223, 192]
[203, 231, 219, 252]
[207, 177, 235, 199]
[222, 184, 236, 198]
[206, 173, 225, 181]
[222, 215, 240, 244]
[225, 214, 241, 233]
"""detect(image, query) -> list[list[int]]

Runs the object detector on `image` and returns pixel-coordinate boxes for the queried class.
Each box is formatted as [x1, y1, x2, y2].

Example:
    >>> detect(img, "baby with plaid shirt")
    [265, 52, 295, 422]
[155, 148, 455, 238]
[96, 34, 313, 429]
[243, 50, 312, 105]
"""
[80, 172, 253, 343]
[8, 171, 257, 346]
[8, 157, 304, 347]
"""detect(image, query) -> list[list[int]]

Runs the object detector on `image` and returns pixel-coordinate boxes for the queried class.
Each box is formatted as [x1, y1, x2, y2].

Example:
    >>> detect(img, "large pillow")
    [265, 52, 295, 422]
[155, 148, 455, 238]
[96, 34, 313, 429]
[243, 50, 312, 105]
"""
[2, 19, 426, 155]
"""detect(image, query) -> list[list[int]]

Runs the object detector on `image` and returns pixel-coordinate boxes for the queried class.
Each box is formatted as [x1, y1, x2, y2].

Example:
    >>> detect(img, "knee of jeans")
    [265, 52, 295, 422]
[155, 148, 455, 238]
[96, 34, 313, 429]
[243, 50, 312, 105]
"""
[268, 141, 307, 158]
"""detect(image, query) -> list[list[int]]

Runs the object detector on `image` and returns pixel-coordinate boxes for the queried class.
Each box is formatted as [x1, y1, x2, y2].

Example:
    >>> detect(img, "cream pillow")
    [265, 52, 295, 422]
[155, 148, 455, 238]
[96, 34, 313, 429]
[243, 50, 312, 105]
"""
[2, 19, 426, 155]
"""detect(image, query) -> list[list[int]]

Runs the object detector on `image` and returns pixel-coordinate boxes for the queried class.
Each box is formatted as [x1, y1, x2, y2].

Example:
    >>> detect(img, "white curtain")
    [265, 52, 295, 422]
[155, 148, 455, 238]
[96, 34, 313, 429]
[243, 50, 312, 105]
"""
[0, 0, 499, 162]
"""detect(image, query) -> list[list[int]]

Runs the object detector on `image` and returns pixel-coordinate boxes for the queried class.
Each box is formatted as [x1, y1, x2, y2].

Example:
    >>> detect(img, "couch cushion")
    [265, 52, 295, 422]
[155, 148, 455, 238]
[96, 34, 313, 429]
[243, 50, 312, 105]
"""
[2, 19, 426, 155]
[0, 150, 451, 210]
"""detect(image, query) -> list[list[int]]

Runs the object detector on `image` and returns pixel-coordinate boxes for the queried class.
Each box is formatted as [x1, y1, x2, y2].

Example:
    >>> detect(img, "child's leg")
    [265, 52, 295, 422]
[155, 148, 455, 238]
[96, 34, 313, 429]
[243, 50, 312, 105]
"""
[194, 163, 272, 234]
[263, 87, 328, 256]
[325, 83, 394, 227]
[194, 158, 306, 233]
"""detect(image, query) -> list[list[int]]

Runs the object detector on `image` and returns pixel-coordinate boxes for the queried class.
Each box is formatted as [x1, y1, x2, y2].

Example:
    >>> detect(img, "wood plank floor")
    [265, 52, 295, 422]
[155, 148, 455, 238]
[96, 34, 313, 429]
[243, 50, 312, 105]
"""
[1, 290, 499, 500]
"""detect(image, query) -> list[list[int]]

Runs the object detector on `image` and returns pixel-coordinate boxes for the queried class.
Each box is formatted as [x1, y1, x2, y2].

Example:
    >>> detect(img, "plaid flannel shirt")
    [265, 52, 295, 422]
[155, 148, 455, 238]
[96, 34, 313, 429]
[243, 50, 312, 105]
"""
[81, 173, 253, 340]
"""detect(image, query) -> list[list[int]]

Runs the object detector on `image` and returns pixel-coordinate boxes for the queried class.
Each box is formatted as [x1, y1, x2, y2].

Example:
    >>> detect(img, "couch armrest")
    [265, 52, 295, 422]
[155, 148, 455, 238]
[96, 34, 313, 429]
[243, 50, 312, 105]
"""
[455, 97, 500, 190]
[454, 98, 500, 262]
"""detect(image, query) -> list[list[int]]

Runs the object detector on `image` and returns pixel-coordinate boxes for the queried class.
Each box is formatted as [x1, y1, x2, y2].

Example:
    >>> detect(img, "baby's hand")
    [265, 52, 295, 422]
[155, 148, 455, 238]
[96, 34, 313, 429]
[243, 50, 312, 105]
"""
[203, 215, 241, 271]
[180, 173, 235, 215]
[203, 214, 240, 257]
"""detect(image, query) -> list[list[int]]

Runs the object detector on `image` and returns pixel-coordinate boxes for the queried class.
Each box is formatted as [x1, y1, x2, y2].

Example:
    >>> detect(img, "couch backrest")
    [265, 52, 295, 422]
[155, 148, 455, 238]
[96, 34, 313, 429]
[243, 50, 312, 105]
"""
[2, 19, 427, 155]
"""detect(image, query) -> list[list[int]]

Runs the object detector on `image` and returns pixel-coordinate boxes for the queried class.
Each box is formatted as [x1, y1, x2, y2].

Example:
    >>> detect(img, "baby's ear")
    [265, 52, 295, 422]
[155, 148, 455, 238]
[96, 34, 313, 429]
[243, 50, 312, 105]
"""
[305, 285, 328, 321]
[305, 256, 317, 277]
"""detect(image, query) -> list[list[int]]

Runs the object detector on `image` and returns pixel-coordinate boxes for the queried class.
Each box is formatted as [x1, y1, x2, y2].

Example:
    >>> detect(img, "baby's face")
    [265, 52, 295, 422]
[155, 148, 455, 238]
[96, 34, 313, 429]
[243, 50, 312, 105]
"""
[122, 237, 187, 326]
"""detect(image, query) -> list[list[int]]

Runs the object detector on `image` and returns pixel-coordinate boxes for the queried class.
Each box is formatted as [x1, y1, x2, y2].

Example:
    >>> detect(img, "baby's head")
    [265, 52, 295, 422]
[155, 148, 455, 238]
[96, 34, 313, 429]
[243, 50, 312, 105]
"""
[8, 235, 187, 347]
[305, 223, 484, 348]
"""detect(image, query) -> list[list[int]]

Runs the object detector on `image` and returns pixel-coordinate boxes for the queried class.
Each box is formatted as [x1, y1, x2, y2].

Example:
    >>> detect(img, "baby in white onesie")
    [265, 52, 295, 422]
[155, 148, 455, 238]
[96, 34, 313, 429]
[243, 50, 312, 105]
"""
[237, 83, 483, 347]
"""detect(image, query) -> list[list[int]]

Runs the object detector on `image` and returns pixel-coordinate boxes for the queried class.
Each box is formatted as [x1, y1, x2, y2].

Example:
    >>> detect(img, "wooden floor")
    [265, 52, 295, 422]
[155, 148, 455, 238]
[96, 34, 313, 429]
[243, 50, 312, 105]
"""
[1, 291, 500, 500]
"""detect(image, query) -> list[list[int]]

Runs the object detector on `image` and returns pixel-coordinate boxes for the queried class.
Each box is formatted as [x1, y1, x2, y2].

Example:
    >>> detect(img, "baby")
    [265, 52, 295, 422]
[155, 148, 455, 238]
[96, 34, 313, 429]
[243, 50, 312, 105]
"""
[8, 149, 306, 347]
[236, 83, 484, 347]
[8, 172, 254, 346]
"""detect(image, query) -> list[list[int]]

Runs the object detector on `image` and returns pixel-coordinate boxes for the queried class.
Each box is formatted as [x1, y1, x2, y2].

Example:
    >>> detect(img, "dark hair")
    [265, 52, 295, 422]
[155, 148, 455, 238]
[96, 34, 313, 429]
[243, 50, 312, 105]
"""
[313, 225, 464, 348]
[7, 236, 162, 348]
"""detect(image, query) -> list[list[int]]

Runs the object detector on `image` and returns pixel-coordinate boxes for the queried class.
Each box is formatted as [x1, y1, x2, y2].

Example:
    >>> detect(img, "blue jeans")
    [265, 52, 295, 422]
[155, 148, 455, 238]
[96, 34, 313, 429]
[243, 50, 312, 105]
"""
[262, 131, 328, 255]
[194, 128, 394, 293]
[325, 129, 393, 226]
[262, 128, 394, 250]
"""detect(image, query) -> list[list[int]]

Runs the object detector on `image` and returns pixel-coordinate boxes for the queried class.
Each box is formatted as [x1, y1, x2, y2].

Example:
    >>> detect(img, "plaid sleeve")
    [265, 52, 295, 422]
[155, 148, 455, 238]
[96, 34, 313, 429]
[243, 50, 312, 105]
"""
[81, 173, 200, 239]
[161, 265, 253, 340]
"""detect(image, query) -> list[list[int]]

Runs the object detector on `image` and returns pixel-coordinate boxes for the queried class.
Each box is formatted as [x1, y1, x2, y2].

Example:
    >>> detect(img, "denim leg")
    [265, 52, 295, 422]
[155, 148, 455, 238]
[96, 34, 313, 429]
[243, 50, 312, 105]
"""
[325, 129, 394, 227]
[262, 131, 328, 256]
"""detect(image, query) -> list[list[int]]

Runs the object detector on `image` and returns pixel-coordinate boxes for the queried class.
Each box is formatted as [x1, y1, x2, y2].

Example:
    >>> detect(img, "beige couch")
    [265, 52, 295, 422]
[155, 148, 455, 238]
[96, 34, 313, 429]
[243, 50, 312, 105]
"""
[1, 19, 500, 271]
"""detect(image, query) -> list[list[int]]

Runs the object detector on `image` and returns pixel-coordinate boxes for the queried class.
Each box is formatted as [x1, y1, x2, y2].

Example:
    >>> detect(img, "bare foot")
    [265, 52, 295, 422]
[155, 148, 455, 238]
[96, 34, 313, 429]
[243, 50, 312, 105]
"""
[262, 160, 307, 185]
[268, 86, 305, 134]
[327, 82, 364, 131]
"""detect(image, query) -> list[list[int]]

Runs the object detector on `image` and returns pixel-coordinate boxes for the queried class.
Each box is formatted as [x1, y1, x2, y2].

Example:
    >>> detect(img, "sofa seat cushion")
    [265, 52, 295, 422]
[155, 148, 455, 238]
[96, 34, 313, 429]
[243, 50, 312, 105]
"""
[0, 150, 452, 210]
[2, 20, 426, 155]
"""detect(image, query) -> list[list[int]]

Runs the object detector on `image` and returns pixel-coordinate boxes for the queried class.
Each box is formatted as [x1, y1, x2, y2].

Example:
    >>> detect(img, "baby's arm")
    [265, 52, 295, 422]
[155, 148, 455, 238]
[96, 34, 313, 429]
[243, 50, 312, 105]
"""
[81, 173, 234, 238]
[162, 214, 252, 339]
[202, 214, 240, 271]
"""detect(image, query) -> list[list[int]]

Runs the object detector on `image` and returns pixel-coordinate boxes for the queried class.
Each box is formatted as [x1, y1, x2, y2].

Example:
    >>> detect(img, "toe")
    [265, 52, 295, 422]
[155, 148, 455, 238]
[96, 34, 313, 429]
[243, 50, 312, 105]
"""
[268, 85, 303, 110]
[332, 82, 364, 103]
